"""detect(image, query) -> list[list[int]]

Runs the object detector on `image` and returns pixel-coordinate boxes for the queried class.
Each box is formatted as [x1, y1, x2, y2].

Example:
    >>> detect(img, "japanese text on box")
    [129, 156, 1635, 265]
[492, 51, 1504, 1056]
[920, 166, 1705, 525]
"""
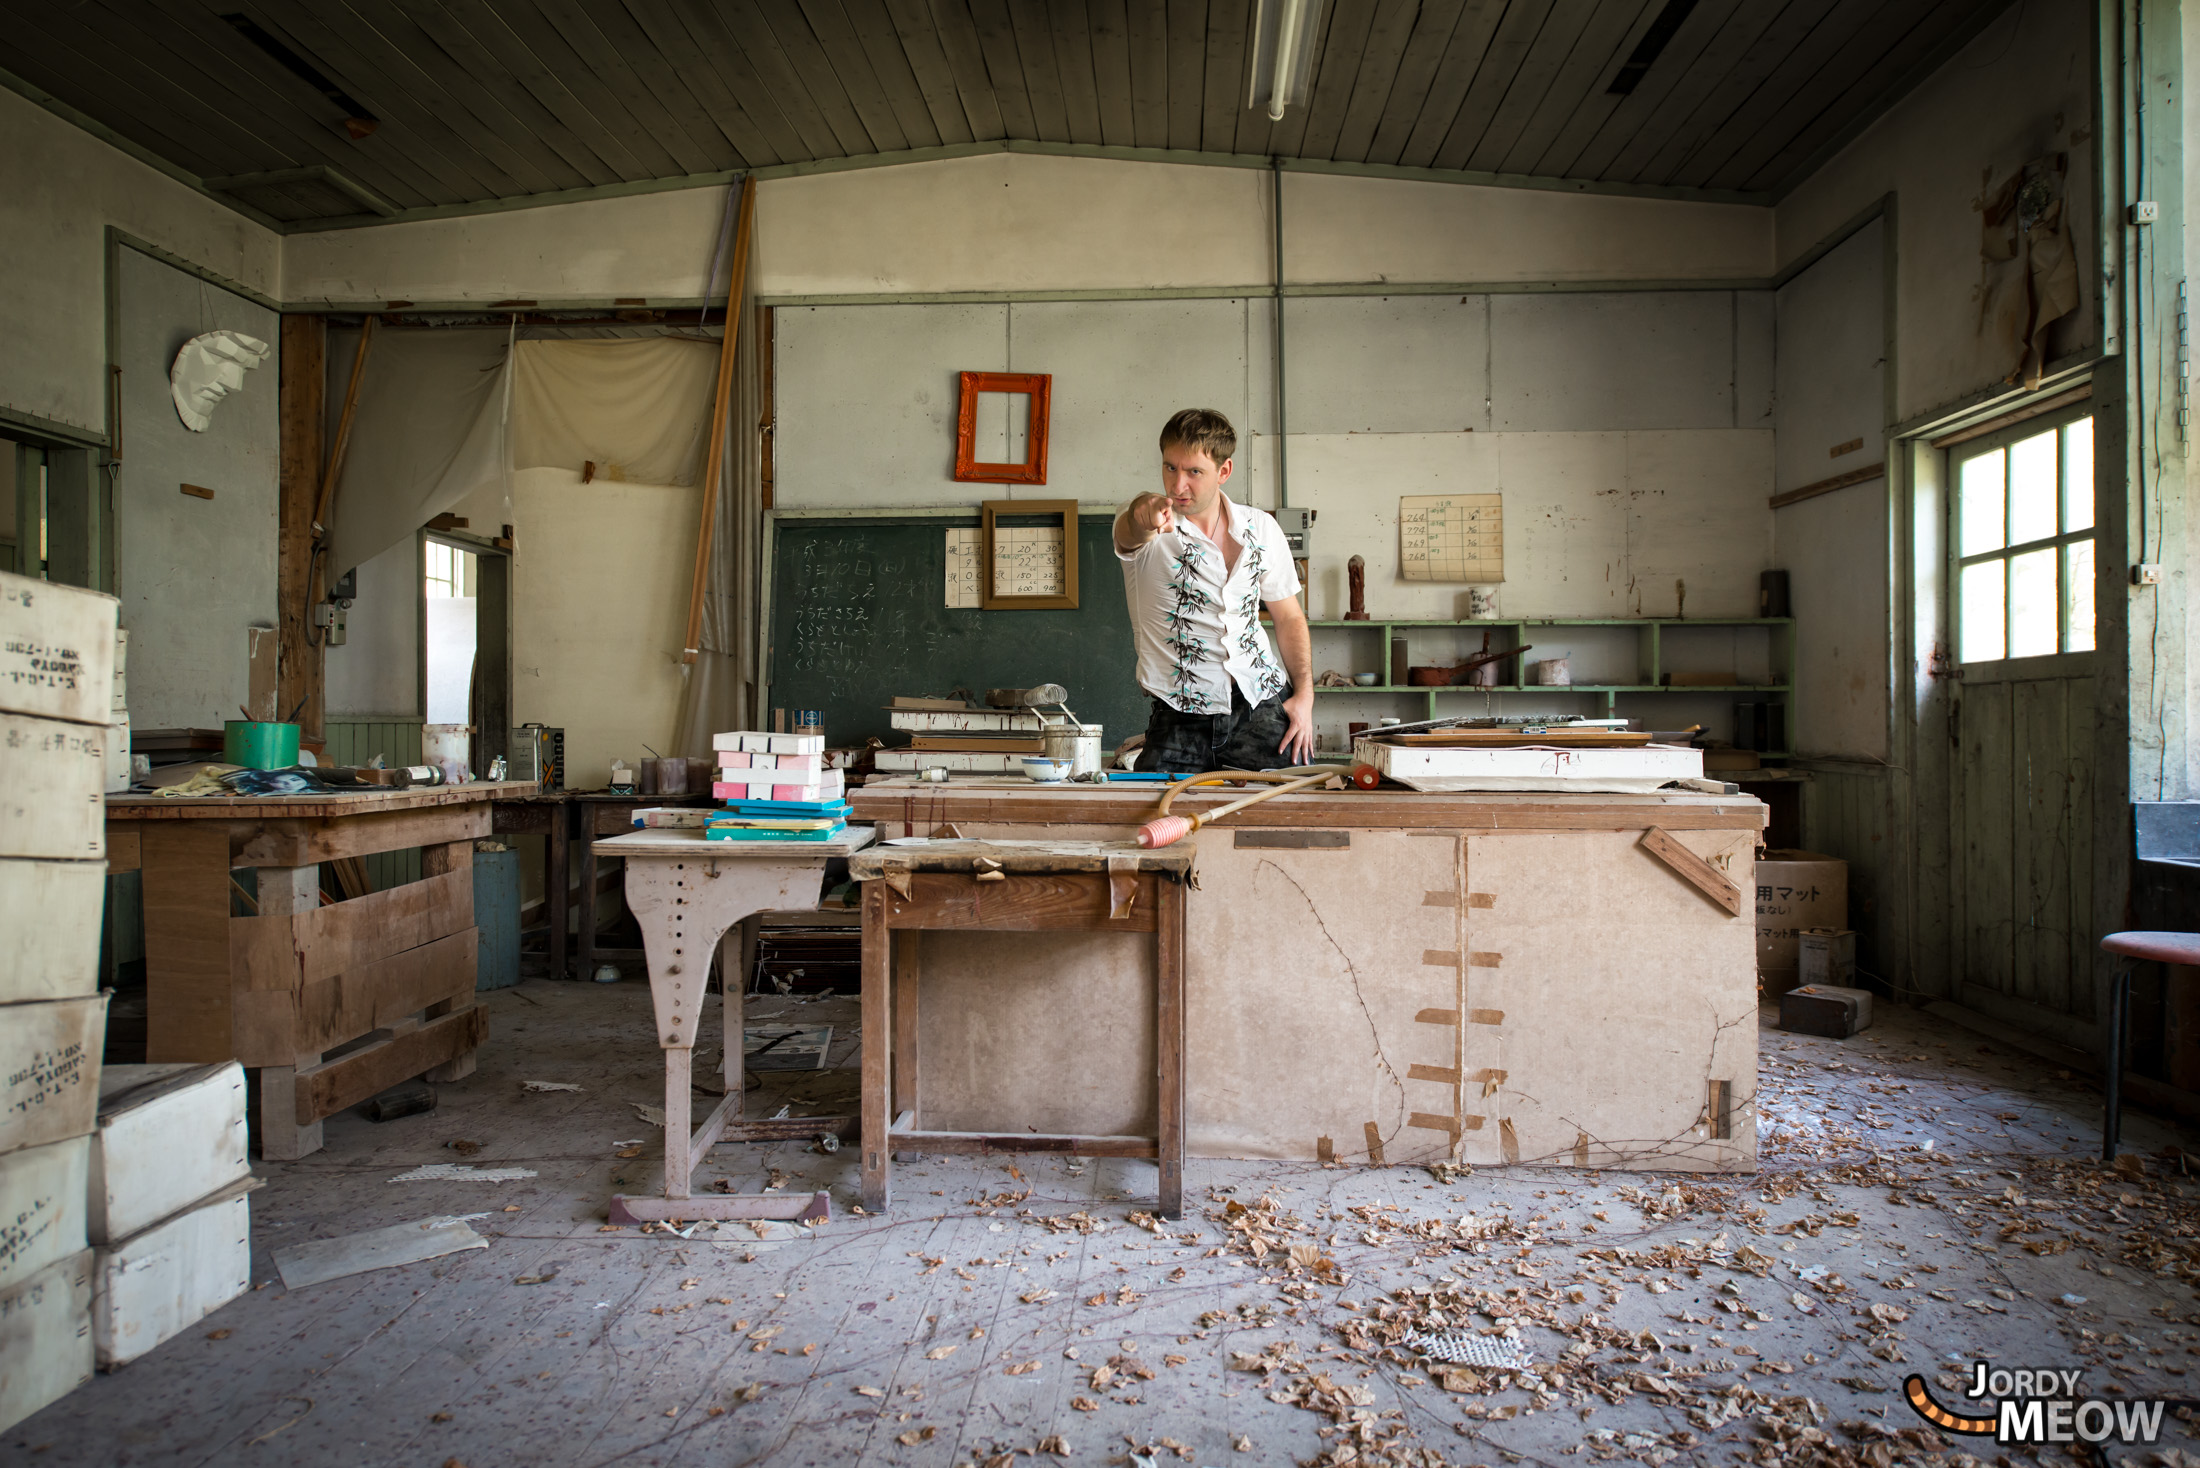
[1399, 493, 1504, 583]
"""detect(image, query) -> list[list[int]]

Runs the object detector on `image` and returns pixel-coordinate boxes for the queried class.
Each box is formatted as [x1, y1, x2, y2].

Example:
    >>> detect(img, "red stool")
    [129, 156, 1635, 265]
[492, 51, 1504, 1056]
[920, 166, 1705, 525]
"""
[2098, 931, 2200, 1159]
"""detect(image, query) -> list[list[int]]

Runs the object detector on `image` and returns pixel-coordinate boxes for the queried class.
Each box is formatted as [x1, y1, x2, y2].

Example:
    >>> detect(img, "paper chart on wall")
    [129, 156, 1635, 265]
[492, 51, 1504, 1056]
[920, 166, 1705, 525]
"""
[945, 528, 982, 608]
[991, 525, 1065, 598]
[1398, 494, 1504, 583]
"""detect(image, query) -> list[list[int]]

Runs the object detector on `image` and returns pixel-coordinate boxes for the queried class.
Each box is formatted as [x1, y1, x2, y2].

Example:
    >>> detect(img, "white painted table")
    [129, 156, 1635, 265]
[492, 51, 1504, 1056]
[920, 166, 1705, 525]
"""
[593, 825, 876, 1224]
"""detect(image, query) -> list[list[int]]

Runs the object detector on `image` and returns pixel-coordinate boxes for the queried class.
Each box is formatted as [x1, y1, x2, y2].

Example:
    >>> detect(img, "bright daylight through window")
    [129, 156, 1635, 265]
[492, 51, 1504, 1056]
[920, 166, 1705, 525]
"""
[1956, 416, 2094, 663]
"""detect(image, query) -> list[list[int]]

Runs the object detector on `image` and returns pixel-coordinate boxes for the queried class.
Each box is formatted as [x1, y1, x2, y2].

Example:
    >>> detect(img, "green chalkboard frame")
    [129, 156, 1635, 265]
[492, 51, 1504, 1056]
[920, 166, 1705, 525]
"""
[760, 508, 1147, 753]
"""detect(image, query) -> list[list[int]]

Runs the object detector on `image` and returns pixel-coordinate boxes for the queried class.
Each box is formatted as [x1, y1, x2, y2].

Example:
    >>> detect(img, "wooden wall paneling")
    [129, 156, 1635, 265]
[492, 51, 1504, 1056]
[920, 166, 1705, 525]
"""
[1629, 0, 1834, 186]
[140, 824, 236, 1065]
[788, 0, 921, 150]
[278, 315, 325, 746]
[586, 0, 776, 163]
[2066, 686, 2096, 1018]
[1361, 0, 1471, 165]
[1391, 0, 1509, 168]
[1667, 0, 1880, 191]
[1959, 679, 2015, 1002]
[1005, 0, 1072, 141]
[1123, 0, 1171, 148]
[698, 0, 849, 158]
[476, 0, 687, 175]
[1293, 0, 1377, 162]
[837, 0, 953, 147]
[1554, 0, 1737, 178]
[923, 0, 1010, 142]
[1329, 0, 1422, 164]
[1593, 0, 1781, 183]
[2012, 678, 2074, 1013]
[1045, 0, 1107, 145]
[1196, 0, 1249, 153]
[660, 0, 811, 160]
[879, 0, 983, 144]
[963, 0, 1040, 139]
[1162, 0, 1207, 150]
[1430, 0, 1570, 171]
[524, 0, 729, 171]
[1086, 0, 1139, 146]
[610, 0, 787, 163]
[441, 0, 662, 177]
[1493, 0, 1654, 176]
[1462, 0, 1603, 174]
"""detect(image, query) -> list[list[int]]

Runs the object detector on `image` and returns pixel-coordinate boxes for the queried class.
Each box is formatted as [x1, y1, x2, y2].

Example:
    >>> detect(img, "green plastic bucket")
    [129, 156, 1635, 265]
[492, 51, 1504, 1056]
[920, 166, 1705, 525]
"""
[222, 721, 300, 770]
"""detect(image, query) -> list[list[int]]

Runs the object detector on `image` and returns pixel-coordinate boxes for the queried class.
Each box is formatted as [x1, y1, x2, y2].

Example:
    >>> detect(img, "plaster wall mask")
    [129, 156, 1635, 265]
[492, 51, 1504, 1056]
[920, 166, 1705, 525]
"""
[169, 330, 271, 432]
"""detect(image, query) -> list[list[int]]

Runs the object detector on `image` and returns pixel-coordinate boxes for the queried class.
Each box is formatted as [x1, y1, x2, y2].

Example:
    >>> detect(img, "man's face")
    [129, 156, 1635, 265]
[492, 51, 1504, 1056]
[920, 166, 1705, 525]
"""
[1160, 442, 1232, 520]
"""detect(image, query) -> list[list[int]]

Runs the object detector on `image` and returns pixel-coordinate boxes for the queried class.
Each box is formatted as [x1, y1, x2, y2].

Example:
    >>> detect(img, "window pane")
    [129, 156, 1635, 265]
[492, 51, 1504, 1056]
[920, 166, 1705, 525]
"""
[1960, 559, 2006, 662]
[2008, 429, 2057, 544]
[2064, 539, 2095, 652]
[1958, 448, 2006, 556]
[2063, 417, 2094, 532]
[2008, 547, 2057, 658]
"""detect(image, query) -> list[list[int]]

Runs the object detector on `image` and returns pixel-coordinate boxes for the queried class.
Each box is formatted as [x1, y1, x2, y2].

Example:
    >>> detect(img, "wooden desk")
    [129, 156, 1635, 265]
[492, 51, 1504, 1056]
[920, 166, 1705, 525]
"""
[572, 793, 710, 982]
[847, 839, 1193, 1218]
[489, 790, 571, 983]
[106, 781, 540, 1159]
[594, 825, 876, 1225]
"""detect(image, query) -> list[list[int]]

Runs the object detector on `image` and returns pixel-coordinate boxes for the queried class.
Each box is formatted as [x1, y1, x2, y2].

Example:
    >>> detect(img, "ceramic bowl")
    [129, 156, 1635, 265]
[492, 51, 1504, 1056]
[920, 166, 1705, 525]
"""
[1022, 757, 1071, 783]
[1352, 672, 1380, 685]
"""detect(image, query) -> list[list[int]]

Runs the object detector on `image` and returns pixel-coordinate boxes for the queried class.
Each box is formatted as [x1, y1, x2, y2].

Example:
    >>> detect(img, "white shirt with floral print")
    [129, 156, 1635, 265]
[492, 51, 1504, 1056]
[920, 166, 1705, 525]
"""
[1117, 494, 1302, 714]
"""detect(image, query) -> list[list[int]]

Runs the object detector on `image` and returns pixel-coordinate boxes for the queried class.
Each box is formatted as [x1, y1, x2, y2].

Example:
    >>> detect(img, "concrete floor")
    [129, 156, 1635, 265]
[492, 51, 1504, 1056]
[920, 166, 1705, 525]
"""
[11, 979, 2199, 1467]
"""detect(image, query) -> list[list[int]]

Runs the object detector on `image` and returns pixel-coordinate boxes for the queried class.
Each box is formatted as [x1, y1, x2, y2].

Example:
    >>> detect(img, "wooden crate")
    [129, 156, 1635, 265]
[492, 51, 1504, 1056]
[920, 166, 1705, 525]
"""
[0, 714, 105, 860]
[90, 1064, 248, 1245]
[0, 997, 108, 1158]
[0, 858, 105, 1003]
[93, 1180, 251, 1370]
[0, 570, 117, 728]
[0, 1137, 89, 1292]
[0, 1249, 92, 1433]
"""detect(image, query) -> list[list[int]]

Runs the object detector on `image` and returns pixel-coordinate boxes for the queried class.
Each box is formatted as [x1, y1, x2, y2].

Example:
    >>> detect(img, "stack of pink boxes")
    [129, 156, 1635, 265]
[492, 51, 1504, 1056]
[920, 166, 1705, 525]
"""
[711, 731, 840, 803]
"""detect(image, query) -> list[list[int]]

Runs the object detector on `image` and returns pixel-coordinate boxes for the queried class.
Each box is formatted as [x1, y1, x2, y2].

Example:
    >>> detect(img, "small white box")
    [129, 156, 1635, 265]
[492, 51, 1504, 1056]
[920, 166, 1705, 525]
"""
[0, 859, 105, 1003]
[90, 1064, 249, 1246]
[105, 713, 131, 794]
[740, 732, 773, 753]
[93, 1180, 252, 1370]
[1797, 928, 1857, 987]
[0, 571, 117, 728]
[0, 1137, 89, 1293]
[0, 714, 105, 860]
[0, 995, 109, 1158]
[768, 733, 825, 755]
[0, 1249, 92, 1432]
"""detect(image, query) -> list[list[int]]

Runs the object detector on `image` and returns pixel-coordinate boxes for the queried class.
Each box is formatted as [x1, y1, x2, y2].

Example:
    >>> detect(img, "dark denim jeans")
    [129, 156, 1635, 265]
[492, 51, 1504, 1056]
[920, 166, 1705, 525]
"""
[1138, 683, 1295, 772]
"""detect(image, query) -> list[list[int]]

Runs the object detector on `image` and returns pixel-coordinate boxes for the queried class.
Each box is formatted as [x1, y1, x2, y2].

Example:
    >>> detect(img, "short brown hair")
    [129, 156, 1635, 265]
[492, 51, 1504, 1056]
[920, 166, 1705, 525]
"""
[1159, 408, 1236, 466]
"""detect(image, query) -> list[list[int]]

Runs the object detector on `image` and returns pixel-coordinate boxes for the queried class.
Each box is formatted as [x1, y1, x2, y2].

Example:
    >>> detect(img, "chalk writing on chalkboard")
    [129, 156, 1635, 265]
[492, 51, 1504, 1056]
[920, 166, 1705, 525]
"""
[1398, 494, 1504, 583]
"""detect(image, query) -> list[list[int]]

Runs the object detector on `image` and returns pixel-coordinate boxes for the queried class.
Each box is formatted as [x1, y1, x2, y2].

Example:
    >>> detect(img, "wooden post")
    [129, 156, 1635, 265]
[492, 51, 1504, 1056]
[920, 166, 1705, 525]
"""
[277, 316, 325, 742]
[682, 176, 756, 666]
[421, 839, 479, 1081]
[255, 865, 324, 1161]
[861, 881, 891, 1212]
[1156, 874, 1185, 1219]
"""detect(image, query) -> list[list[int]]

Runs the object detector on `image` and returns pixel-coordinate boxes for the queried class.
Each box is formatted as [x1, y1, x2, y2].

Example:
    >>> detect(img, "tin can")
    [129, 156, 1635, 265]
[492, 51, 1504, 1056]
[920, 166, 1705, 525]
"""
[1042, 721, 1104, 778]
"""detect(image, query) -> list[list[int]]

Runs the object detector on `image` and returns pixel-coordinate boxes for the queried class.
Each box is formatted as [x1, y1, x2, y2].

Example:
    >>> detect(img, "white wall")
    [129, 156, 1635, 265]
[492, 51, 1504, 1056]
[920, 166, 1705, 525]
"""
[0, 88, 279, 439]
[325, 535, 418, 717]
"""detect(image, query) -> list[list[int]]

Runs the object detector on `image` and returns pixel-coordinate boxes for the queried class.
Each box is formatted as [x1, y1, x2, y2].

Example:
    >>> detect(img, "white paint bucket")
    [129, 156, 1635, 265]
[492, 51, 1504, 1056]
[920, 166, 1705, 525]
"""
[1043, 722, 1104, 777]
[1532, 658, 1572, 686]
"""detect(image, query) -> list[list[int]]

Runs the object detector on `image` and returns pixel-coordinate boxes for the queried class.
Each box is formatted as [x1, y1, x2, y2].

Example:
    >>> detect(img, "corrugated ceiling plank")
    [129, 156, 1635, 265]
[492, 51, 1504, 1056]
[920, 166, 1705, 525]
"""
[1295, 0, 1376, 162]
[965, 0, 1040, 138]
[749, 0, 889, 154]
[1007, 0, 1072, 141]
[1165, 0, 1207, 150]
[1595, 0, 1787, 182]
[1199, 0, 1249, 153]
[881, 0, 982, 143]
[1393, 0, 1509, 169]
[1363, 0, 1470, 166]
[1496, 0, 1655, 175]
[1545, 0, 1738, 179]
[627, 0, 800, 163]
[1049, 0, 1107, 145]
[924, 0, 1010, 141]
[1088, 0, 1140, 146]
[1331, 0, 1423, 165]
[0, 22, 242, 183]
[475, 0, 717, 176]
[539, 0, 748, 169]
[598, 0, 783, 165]
[716, 0, 860, 157]
[1433, 0, 1568, 171]
[1124, 0, 1171, 149]
[1628, 0, 1837, 185]
[430, 0, 667, 178]
[838, 0, 954, 146]
[796, 0, 923, 151]
[1668, 0, 1883, 188]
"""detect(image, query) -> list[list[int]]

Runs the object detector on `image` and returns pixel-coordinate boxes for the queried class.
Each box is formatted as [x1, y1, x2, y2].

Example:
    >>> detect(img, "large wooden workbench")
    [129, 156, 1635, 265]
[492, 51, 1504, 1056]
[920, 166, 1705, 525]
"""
[848, 777, 1768, 1173]
[106, 781, 539, 1158]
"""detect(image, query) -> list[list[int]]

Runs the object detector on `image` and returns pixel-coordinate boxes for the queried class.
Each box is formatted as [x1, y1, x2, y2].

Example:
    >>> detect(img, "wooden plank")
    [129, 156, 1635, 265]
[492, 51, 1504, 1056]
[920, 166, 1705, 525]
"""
[861, 882, 892, 1211]
[105, 823, 142, 876]
[291, 930, 479, 1061]
[110, 782, 538, 821]
[293, 1006, 488, 1125]
[141, 824, 233, 1065]
[1163, 0, 1205, 150]
[227, 804, 493, 867]
[1123, 0, 1170, 148]
[882, 872, 1159, 932]
[1637, 827, 1742, 916]
[1627, 0, 1839, 187]
[1198, 0, 1248, 152]
[2013, 679, 2073, 1014]
[1433, 0, 1581, 171]
[1362, 0, 1469, 165]
[790, 0, 918, 150]
[1330, 0, 1420, 163]
[1156, 871, 1185, 1218]
[879, 0, 982, 143]
[1088, 0, 1139, 145]
[1959, 681, 2014, 999]
[1667, 0, 1889, 190]
[886, 1130, 1157, 1157]
[892, 930, 920, 1116]
[429, 0, 664, 178]
[1294, 0, 1376, 161]
[276, 316, 324, 742]
[837, 0, 951, 146]
[1555, 0, 1739, 178]
[1046, 0, 1106, 144]
[1006, 0, 1071, 141]
[965, 0, 1039, 138]
[848, 788, 1770, 831]
[1388, 0, 1509, 167]
[509, 0, 722, 173]
[292, 869, 473, 986]
[728, 1115, 858, 1142]
[618, 0, 790, 163]
[1494, 0, 1655, 175]
[730, 0, 877, 155]
[691, 0, 848, 158]
[574, 0, 779, 165]
[609, 1190, 832, 1224]
[1769, 465, 1885, 509]
[923, 0, 1010, 141]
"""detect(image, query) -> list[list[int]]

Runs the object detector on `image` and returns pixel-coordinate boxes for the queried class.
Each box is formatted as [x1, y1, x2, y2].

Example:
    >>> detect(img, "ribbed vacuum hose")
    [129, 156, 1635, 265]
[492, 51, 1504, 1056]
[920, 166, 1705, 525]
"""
[1133, 766, 1353, 848]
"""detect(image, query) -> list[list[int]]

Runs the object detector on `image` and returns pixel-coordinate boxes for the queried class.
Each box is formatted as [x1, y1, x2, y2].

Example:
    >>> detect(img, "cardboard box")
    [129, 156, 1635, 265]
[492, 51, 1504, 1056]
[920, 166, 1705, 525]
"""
[0, 996, 109, 1158]
[1798, 928, 1857, 987]
[0, 713, 106, 860]
[0, 1249, 92, 1432]
[0, 571, 117, 728]
[0, 859, 105, 1004]
[1780, 983, 1875, 1039]
[90, 1064, 249, 1246]
[1754, 850, 1846, 993]
[0, 1137, 89, 1293]
[93, 1180, 252, 1370]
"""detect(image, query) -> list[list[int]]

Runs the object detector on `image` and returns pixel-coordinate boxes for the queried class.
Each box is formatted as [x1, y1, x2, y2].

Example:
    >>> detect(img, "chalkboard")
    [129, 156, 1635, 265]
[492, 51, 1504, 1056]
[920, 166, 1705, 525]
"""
[766, 514, 1147, 750]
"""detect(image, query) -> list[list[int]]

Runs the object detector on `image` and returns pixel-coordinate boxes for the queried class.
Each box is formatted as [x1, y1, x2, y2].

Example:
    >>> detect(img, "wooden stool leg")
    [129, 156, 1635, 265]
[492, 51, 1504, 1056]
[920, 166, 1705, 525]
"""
[664, 1044, 694, 1200]
[2104, 965, 2131, 1161]
[1156, 875, 1186, 1219]
[861, 884, 892, 1212]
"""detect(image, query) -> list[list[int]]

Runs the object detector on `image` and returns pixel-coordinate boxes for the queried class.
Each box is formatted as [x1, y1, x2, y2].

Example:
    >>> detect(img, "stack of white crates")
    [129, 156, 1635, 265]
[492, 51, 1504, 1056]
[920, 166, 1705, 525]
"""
[105, 629, 129, 794]
[0, 568, 117, 1432]
[87, 1064, 252, 1368]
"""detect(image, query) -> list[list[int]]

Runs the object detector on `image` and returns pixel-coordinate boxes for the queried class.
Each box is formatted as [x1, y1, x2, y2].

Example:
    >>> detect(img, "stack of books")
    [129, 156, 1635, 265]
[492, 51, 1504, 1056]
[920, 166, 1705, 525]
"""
[873, 697, 1048, 774]
[706, 731, 848, 841]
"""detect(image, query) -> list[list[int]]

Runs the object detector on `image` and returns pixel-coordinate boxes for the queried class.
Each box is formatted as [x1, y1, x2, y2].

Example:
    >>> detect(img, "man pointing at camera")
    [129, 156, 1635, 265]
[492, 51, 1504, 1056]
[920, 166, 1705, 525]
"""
[1114, 408, 1315, 771]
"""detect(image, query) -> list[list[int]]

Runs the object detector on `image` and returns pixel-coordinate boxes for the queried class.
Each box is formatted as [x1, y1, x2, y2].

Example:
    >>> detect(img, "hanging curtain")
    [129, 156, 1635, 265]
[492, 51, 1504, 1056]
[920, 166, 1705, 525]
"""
[509, 338, 718, 484]
[671, 293, 763, 757]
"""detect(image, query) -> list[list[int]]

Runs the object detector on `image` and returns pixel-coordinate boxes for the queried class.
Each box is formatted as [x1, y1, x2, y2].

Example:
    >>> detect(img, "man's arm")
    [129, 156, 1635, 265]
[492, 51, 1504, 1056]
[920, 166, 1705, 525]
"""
[1264, 594, 1316, 764]
[1114, 493, 1174, 555]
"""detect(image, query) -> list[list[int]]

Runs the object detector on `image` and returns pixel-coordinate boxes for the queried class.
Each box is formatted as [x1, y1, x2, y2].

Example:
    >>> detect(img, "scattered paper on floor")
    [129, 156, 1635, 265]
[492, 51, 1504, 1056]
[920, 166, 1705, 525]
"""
[388, 1163, 539, 1183]
[522, 1080, 583, 1092]
[273, 1218, 487, 1289]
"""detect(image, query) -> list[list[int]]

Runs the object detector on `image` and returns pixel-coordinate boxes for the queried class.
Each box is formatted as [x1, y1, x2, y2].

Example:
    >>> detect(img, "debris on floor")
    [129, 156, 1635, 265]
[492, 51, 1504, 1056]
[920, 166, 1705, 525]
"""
[271, 1217, 487, 1289]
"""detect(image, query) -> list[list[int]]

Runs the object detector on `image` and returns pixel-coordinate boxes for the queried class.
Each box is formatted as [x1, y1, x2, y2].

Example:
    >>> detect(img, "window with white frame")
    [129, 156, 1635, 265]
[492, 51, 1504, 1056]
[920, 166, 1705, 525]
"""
[424, 539, 475, 599]
[1953, 413, 2094, 662]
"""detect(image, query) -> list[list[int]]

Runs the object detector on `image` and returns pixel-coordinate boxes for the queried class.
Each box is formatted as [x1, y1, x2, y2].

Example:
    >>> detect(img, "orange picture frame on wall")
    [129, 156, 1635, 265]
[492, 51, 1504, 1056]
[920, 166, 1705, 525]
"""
[953, 371, 1052, 484]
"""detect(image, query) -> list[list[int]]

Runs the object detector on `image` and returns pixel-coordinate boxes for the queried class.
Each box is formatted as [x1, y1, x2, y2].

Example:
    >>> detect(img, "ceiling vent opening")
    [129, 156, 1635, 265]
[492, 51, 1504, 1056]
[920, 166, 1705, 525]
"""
[220, 13, 379, 136]
[1607, 0, 1700, 96]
